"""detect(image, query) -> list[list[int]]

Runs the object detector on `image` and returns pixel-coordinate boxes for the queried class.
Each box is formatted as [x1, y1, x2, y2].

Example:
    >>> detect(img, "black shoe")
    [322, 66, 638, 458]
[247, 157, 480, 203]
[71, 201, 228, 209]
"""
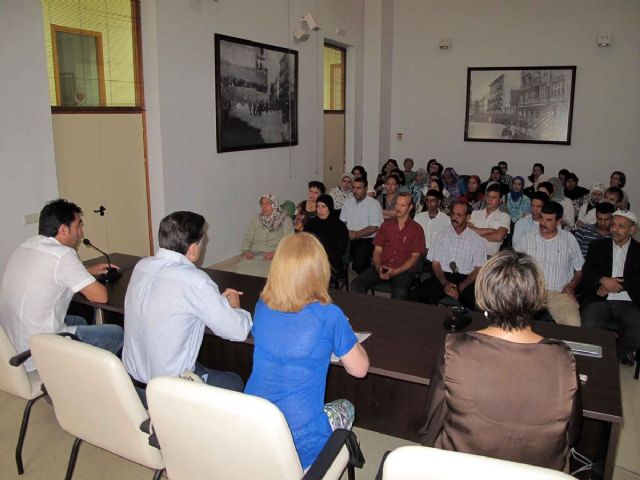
[621, 352, 636, 366]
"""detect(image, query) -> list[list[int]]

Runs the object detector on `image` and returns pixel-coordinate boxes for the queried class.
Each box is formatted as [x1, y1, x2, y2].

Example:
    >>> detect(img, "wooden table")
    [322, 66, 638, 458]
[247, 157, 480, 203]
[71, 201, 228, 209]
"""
[75, 253, 622, 480]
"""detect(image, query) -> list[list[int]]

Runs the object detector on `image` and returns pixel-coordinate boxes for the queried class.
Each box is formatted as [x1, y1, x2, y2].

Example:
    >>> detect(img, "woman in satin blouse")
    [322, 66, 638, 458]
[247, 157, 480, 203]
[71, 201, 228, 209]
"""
[420, 250, 581, 471]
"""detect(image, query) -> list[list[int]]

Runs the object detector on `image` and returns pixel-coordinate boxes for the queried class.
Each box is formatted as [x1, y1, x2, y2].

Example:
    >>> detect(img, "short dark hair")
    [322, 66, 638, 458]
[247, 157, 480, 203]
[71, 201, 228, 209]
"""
[605, 186, 623, 202]
[565, 172, 578, 182]
[541, 201, 563, 220]
[596, 202, 615, 215]
[353, 177, 368, 188]
[529, 191, 550, 203]
[558, 168, 570, 178]
[537, 181, 554, 195]
[485, 183, 502, 195]
[397, 191, 413, 206]
[498, 161, 507, 167]
[38, 199, 82, 237]
[351, 165, 367, 179]
[491, 165, 501, 174]
[308, 181, 326, 194]
[158, 211, 205, 255]
[453, 201, 472, 215]
[425, 189, 443, 200]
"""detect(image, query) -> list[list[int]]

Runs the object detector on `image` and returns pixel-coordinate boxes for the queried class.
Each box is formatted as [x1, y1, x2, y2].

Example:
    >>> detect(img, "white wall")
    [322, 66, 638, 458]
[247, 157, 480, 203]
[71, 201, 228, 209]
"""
[144, 0, 365, 266]
[387, 0, 640, 208]
[0, 0, 59, 271]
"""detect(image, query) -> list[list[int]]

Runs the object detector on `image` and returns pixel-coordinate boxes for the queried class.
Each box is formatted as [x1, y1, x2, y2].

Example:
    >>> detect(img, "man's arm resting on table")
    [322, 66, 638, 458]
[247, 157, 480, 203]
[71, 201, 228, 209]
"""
[349, 225, 378, 240]
[340, 343, 369, 378]
[80, 281, 108, 303]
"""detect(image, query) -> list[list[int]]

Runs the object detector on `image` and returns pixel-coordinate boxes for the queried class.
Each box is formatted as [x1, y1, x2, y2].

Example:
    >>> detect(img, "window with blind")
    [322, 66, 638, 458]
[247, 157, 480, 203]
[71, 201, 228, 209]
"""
[42, 0, 142, 109]
[323, 44, 345, 112]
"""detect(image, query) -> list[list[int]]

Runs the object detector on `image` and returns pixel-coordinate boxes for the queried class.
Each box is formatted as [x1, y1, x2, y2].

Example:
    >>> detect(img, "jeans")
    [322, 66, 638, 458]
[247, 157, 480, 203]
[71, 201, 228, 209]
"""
[64, 315, 124, 356]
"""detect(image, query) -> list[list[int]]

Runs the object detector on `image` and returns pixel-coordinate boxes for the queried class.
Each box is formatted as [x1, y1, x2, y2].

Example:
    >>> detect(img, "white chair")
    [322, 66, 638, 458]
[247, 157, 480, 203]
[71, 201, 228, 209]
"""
[376, 446, 575, 479]
[30, 334, 164, 480]
[146, 376, 364, 480]
[0, 325, 45, 475]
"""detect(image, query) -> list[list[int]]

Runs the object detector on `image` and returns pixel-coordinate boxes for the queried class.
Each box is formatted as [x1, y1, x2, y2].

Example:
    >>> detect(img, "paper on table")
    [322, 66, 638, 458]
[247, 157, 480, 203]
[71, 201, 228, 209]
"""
[331, 331, 371, 364]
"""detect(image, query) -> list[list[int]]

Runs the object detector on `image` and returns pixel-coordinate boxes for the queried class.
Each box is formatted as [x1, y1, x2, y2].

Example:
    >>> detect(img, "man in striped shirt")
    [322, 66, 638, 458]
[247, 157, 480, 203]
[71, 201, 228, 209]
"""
[516, 202, 584, 326]
[573, 202, 614, 258]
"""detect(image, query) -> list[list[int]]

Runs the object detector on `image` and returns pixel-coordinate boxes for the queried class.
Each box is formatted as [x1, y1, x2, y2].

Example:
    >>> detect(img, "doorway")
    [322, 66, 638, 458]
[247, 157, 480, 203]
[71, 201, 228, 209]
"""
[323, 44, 346, 189]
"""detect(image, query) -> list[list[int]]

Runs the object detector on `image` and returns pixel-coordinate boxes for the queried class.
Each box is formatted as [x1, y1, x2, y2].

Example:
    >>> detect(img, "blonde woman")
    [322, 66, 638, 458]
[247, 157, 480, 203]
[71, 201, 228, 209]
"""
[245, 233, 369, 469]
[420, 250, 581, 470]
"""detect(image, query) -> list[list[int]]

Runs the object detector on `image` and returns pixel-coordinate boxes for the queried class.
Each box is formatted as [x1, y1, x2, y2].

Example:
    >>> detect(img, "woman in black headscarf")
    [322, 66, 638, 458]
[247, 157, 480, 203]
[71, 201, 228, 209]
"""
[304, 194, 349, 277]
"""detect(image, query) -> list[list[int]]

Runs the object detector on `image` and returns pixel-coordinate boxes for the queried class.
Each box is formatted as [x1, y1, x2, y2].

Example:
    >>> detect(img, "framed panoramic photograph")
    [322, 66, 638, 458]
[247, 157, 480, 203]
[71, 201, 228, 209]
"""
[215, 34, 298, 153]
[464, 66, 576, 145]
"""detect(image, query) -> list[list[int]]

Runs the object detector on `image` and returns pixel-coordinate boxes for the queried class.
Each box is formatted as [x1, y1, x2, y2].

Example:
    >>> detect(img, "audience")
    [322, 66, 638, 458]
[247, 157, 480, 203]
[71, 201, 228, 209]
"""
[374, 159, 405, 195]
[442, 167, 467, 198]
[328, 172, 353, 214]
[403, 157, 416, 185]
[351, 165, 376, 197]
[480, 166, 510, 196]
[498, 160, 512, 186]
[411, 202, 486, 309]
[457, 175, 484, 211]
[469, 183, 511, 257]
[295, 180, 326, 231]
[574, 202, 614, 258]
[516, 202, 584, 326]
[123, 211, 252, 401]
[340, 177, 384, 274]
[577, 186, 623, 227]
[524, 162, 544, 197]
[245, 233, 369, 470]
[0, 199, 123, 371]
[408, 168, 429, 211]
[242, 193, 294, 260]
[563, 172, 589, 214]
[576, 183, 605, 223]
[351, 193, 425, 300]
[506, 176, 531, 224]
[581, 209, 640, 365]
[537, 179, 575, 229]
[512, 191, 549, 249]
[610, 170, 629, 209]
[414, 189, 451, 258]
[420, 250, 581, 470]
[378, 173, 401, 220]
[304, 194, 349, 279]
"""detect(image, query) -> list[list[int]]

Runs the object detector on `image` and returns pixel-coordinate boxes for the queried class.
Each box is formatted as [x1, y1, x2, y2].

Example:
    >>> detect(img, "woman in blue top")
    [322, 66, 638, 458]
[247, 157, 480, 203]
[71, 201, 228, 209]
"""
[245, 233, 369, 469]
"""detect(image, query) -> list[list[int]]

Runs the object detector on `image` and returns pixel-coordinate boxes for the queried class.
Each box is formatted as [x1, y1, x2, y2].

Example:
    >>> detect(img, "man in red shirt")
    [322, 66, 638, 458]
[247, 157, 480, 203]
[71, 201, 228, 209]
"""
[351, 192, 425, 299]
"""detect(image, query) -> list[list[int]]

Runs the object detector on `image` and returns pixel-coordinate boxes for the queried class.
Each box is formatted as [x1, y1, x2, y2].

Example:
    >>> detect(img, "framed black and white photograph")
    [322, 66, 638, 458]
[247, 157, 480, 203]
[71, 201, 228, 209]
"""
[215, 34, 298, 153]
[464, 66, 576, 145]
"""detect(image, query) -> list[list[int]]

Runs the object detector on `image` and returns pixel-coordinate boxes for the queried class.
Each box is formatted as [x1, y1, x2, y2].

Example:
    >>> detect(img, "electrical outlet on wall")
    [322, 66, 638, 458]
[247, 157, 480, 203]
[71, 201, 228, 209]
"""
[24, 213, 39, 225]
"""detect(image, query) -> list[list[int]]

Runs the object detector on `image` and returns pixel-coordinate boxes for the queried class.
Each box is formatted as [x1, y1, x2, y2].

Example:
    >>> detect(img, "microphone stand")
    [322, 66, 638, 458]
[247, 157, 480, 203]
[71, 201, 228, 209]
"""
[83, 239, 122, 284]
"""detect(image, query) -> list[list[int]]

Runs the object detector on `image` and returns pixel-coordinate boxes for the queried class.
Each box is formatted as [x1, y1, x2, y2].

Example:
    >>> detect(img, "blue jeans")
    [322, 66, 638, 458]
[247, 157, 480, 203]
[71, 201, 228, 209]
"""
[64, 315, 124, 356]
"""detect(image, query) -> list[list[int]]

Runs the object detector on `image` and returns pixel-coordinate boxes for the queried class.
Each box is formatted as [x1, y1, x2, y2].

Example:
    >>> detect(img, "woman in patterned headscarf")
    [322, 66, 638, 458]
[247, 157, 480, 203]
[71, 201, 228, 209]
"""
[242, 193, 294, 260]
[409, 168, 429, 212]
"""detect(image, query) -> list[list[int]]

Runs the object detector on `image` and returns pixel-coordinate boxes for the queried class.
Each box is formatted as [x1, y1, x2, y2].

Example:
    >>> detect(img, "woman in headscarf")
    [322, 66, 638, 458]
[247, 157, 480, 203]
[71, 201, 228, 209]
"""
[458, 175, 484, 211]
[576, 183, 605, 224]
[242, 193, 294, 260]
[442, 167, 467, 198]
[328, 172, 354, 214]
[408, 168, 429, 212]
[506, 176, 531, 223]
[304, 194, 349, 278]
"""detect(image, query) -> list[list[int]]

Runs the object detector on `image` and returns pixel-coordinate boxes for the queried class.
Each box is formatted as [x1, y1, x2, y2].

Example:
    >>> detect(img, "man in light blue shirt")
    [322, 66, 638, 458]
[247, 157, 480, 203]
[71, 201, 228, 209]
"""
[512, 191, 548, 250]
[123, 211, 252, 397]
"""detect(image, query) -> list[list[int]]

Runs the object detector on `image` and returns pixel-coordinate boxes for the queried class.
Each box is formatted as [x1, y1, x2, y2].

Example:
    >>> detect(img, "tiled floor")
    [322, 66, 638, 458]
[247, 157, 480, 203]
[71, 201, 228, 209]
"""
[0, 364, 638, 479]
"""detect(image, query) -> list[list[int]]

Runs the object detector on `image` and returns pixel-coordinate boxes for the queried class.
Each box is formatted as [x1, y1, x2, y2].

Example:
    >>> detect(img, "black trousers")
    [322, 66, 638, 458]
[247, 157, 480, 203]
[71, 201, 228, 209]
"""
[350, 238, 374, 274]
[582, 300, 640, 358]
[411, 272, 476, 310]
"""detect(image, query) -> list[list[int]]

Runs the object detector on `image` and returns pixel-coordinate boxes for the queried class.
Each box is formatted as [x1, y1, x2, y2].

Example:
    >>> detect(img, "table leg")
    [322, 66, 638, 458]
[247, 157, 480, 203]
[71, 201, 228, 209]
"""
[94, 307, 104, 325]
[603, 422, 621, 480]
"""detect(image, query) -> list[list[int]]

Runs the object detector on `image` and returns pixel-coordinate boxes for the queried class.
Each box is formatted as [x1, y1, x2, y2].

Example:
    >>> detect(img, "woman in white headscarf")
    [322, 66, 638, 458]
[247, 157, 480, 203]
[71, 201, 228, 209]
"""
[242, 193, 294, 260]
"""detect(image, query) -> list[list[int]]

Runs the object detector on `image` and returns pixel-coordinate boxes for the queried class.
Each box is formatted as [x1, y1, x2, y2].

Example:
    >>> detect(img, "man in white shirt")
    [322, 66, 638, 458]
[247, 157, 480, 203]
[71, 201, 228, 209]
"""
[516, 202, 584, 326]
[581, 210, 640, 364]
[413, 189, 450, 257]
[0, 199, 123, 371]
[340, 178, 384, 273]
[411, 202, 486, 309]
[123, 211, 252, 396]
[512, 191, 548, 249]
[469, 183, 511, 256]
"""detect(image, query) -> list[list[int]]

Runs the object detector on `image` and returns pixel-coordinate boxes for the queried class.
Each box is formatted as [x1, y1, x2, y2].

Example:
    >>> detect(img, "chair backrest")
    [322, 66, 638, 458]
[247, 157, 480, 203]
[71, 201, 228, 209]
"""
[380, 446, 575, 479]
[0, 325, 36, 399]
[30, 334, 164, 470]
[147, 376, 304, 480]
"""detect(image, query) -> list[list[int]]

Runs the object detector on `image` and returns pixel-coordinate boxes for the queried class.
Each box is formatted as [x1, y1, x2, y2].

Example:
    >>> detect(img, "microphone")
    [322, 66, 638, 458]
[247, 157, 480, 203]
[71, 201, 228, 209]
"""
[449, 261, 458, 275]
[448, 261, 461, 303]
[83, 238, 122, 284]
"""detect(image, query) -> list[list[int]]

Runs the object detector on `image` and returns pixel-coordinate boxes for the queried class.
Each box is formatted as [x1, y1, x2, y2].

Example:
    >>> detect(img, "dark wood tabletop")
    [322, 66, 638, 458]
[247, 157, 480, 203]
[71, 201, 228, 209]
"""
[77, 252, 622, 425]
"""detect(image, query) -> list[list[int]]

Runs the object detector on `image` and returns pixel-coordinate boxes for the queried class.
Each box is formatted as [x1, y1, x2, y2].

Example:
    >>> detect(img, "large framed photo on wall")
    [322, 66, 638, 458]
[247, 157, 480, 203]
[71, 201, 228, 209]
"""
[464, 66, 576, 145]
[214, 34, 298, 153]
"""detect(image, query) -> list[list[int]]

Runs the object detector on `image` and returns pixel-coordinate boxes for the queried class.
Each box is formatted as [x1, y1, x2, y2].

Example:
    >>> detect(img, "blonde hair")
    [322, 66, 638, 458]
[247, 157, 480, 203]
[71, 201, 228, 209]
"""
[261, 233, 331, 312]
[474, 250, 546, 331]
